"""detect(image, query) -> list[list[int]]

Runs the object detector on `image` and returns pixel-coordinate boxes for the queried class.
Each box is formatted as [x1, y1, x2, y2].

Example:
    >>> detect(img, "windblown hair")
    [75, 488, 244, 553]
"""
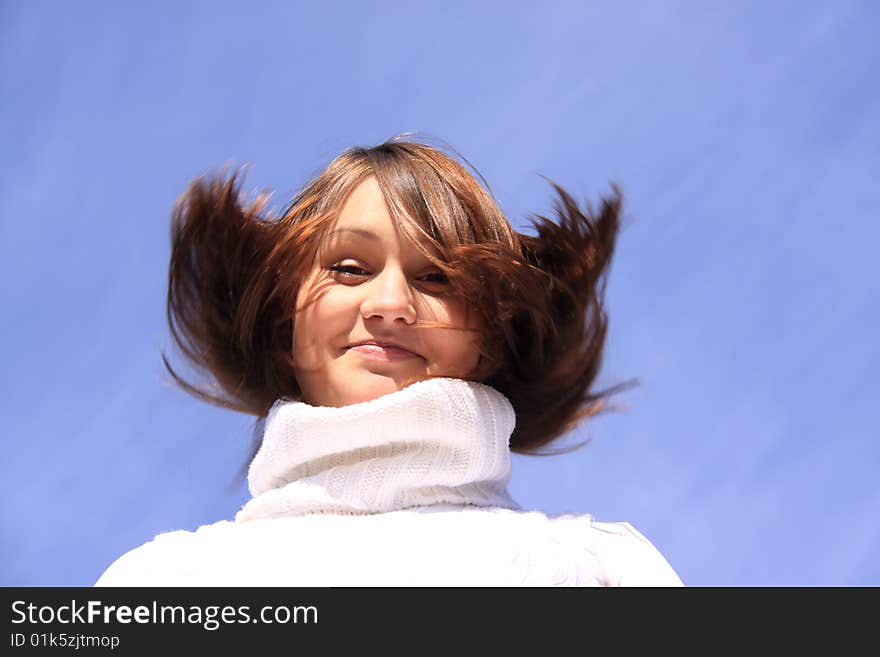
[165, 136, 635, 462]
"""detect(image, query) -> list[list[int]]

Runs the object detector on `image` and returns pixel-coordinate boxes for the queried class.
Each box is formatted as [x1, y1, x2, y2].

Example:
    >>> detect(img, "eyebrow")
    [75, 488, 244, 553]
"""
[328, 228, 381, 242]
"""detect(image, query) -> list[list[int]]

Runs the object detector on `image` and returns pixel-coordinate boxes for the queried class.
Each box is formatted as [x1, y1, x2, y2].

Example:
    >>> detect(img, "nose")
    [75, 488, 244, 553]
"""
[360, 265, 417, 324]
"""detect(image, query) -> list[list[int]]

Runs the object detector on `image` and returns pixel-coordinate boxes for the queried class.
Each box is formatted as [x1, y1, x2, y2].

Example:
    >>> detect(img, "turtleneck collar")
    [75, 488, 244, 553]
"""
[235, 377, 520, 521]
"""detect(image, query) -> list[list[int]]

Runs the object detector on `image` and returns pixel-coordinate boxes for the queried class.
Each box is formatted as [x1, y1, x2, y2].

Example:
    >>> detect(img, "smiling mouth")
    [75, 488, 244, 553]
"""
[347, 344, 421, 362]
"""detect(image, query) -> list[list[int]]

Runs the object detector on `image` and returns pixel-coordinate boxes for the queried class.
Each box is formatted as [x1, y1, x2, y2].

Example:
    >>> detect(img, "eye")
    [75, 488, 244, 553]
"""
[328, 264, 369, 279]
[421, 272, 449, 285]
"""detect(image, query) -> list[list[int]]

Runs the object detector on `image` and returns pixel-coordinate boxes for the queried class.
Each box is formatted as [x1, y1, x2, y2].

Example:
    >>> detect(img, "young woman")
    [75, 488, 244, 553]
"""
[95, 136, 683, 586]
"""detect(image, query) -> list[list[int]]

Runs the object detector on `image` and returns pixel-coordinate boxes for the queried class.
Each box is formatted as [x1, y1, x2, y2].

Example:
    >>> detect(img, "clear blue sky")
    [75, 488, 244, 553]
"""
[1, 1, 877, 586]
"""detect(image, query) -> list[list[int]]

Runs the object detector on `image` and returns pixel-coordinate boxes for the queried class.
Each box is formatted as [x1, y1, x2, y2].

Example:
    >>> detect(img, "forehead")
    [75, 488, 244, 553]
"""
[328, 177, 392, 235]
[321, 177, 443, 259]
[336, 176, 388, 220]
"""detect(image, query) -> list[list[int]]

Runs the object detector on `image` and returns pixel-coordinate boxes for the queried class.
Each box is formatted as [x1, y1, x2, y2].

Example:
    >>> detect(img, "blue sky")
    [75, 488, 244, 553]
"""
[1, 1, 877, 586]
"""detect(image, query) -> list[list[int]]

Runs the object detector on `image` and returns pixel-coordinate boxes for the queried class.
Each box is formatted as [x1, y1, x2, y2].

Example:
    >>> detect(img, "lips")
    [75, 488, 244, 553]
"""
[348, 340, 416, 353]
[346, 340, 421, 361]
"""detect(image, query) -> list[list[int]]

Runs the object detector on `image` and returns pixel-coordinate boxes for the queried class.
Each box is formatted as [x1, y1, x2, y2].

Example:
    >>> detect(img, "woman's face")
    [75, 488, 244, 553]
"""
[292, 176, 483, 407]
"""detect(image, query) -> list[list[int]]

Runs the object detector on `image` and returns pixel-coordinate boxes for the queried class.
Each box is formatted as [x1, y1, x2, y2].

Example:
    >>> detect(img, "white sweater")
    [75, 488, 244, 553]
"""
[95, 377, 683, 586]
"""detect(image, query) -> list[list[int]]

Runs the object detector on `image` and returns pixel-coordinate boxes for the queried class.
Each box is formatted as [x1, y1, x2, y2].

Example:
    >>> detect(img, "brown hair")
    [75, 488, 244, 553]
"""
[165, 135, 635, 465]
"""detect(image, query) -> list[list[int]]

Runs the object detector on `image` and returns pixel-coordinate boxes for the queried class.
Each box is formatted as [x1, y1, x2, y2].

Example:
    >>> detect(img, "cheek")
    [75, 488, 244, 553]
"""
[292, 283, 329, 359]
[293, 283, 357, 356]
[426, 300, 483, 370]
[429, 332, 481, 377]
[292, 287, 311, 348]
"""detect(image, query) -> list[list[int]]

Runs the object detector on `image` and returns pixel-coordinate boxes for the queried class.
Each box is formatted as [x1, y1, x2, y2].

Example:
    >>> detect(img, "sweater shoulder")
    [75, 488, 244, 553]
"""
[92, 509, 683, 586]
[408, 506, 683, 586]
[481, 509, 683, 586]
[93, 521, 235, 587]
[587, 520, 684, 586]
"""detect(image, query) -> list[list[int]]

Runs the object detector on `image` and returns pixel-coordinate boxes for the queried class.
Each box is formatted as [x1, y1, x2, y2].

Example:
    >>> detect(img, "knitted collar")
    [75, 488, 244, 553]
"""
[235, 377, 520, 521]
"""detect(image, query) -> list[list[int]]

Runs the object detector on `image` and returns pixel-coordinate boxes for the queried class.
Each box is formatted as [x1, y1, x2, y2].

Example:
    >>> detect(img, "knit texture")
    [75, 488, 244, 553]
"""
[95, 377, 686, 586]
[235, 377, 520, 521]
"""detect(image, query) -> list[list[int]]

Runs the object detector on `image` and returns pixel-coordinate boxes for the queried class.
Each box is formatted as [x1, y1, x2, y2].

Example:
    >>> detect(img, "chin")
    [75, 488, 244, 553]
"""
[334, 375, 408, 407]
